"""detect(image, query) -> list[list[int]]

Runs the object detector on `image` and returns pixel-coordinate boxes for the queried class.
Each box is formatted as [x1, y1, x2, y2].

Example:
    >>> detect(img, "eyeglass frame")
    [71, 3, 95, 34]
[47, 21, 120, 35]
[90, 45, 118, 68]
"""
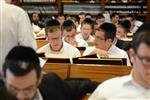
[136, 53, 150, 66]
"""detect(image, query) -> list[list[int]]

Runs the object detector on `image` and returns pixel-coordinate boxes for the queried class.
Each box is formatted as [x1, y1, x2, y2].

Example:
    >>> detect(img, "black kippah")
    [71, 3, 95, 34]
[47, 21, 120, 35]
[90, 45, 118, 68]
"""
[5, 46, 39, 64]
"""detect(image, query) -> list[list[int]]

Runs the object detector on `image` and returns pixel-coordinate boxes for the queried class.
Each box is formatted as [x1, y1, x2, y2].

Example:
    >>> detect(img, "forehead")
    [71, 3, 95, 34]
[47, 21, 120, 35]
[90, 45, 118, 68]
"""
[47, 30, 62, 37]
[58, 16, 65, 19]
[81, 24, 92, 28]
[137, 43, 150, 56]
[5, 69, 37, 88]
[95, 30, 105, 37]
[63, 28, 76, 34]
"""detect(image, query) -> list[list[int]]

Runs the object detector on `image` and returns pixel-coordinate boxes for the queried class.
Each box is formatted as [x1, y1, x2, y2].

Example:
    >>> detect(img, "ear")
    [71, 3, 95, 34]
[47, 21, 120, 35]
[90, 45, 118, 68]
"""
[129, 48, 135, 64]
[107, 38, 112, 43]
[37, 73, 43, 86]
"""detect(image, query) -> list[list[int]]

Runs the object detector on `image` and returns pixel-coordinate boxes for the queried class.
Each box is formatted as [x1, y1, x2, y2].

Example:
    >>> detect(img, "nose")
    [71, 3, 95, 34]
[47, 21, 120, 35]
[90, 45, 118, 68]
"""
[17, 91, 26, 100]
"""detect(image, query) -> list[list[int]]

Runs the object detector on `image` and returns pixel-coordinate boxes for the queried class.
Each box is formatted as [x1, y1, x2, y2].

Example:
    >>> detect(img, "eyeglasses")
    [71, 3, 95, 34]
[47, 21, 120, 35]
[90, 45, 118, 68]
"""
[7, 84, 37, 95]
[136, 54, 150, 66]
[95, 36, 106, 41]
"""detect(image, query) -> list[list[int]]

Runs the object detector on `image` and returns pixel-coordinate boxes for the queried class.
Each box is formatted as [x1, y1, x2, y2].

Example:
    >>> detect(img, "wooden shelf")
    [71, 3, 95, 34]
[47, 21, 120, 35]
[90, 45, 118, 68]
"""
[17, 0, 149, 22]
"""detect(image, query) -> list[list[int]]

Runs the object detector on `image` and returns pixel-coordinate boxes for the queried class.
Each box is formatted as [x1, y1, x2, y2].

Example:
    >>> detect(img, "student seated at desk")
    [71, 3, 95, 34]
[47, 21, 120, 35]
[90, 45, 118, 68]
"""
[62, 20, 88, 47]
[76, 18, 94, 43]
[2, 46, 96, 100]
[37, 19, 81, 58]
[83, 23, 131, 66]
[89, 23, 150, 100]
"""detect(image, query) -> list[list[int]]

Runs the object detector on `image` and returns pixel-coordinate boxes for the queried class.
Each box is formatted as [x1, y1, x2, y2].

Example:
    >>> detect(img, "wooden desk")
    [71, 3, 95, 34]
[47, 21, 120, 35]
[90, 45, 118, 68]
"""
[36, 40, 48, 49]
[42, 63, 70, 79]
[70, 64, 132, 83]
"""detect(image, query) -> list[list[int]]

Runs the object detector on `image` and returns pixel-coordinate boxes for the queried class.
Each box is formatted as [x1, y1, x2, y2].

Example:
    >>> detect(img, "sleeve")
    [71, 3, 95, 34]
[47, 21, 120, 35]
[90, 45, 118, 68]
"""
[17, 10, 37, 50]
[82, 47, 94, 56]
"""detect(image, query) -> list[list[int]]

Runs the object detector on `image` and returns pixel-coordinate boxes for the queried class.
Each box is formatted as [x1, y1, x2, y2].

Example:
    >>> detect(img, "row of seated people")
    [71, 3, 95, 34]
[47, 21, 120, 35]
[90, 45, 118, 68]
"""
[1, 23, 149, 100]
[31, 12, 143, 39]
[36, 19, 131, 66]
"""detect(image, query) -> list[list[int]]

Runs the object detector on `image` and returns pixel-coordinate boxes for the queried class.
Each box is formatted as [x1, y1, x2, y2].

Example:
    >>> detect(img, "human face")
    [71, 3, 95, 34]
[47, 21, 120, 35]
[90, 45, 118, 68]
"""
[4, 69, 41, 100]
[126, 17, 134, 29]
[81, 24, 92, 40]
[63, 28, 76, 43]
[116, 25, 126, 39]
[130, 43, 150, 89]
[57, 16, 65, 25]
[32, 13, 39, 23]
[79, 15, 85, 24]
[47, 30, 63, 51]
[96, 18, 105, 27]
[112, 15, 119, 23]
[94, 30, 111, 50]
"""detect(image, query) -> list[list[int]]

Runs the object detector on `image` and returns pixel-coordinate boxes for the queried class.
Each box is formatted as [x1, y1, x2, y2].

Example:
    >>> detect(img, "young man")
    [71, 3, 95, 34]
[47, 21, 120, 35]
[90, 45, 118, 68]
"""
[111, 13, 120, 26]
[126, 14, 143, 34]
[83, 23, 131, 66]
[77, 12, 86, 32]
[89, 23, 150, 99]
[37, 19, 81, 58]
[2, 46, 96, 100]
[76, 18, 94, 43]
[0, 0, 36, 72]
[62, 20, 88, 47]
[56, 14, 66, 25]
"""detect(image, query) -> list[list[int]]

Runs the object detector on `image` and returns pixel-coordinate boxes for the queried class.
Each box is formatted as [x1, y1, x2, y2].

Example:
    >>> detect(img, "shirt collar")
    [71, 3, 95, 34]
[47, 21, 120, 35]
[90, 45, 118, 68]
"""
[123, 71, 150, 91]
[49, 42, 64, 54]
[33, 89, 43, 100]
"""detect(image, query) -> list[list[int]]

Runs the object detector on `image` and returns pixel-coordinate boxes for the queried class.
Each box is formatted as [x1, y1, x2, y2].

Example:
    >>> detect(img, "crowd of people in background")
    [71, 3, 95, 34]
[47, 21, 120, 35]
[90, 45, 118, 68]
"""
[1, 0, 149, 100]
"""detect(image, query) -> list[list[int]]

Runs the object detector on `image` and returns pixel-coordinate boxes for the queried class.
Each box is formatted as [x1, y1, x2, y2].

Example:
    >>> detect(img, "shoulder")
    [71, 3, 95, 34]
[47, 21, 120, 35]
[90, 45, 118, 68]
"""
[94, 75, 130, 95]
[112, 45, 127, 54]
[64, 42, 79, 51]
[37, 44, 49, 53]
[4, 4, 26, 14]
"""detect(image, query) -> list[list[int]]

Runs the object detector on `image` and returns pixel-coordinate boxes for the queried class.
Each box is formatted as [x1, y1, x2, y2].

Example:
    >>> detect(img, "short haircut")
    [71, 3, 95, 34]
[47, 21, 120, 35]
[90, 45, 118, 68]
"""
[79, 12, 85, 16]
[81, 18, 94, 29]
[126, 14, 136, 21]
[118, 20, 131, 33]
[96, 13, 105, 20]
[132, 23, 150, 53]
[99, 22, 116, 41]
[111, 13, 119, 19]
[57, 13, 66, 19]
[45, 19, 61, 35]
[62, 20, 76, 32]
[3, 46, 41, 78]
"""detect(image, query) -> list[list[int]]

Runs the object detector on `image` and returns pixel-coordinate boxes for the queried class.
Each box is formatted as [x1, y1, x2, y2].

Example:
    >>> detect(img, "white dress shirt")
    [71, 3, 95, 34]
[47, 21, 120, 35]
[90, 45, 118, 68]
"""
[34, 89, 43, 100]
[0, 1, 36, 71]
[37, 41, 81, 58]
[89, 74, 150, 100]
[83, 45, 131, 66]
[131, 20, 143, 34]
[76, 33, 94, 43]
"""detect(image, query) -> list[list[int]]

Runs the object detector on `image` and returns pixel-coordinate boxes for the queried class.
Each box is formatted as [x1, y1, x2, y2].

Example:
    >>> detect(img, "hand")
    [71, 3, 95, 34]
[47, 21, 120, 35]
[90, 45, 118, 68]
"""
[68, 38, 78, 47]
[92, 48, 111, 57]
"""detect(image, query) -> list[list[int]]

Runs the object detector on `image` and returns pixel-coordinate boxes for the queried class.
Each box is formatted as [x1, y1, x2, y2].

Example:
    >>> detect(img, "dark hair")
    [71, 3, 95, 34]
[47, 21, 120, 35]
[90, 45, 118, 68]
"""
[79, 12, 85, 16]
[62, 20, 76, 32]
[96, 13, 105, 20]
[45, 19, 61, 35]
[57, 13, 66, 19]
[111, 13, 119, 19]
[126, 14, 136, 21]
[81, 18, 94, 29]
[100, 23, 116, 41]
[132, 23, 150, 53]
[3, 46, 41, 78]
[118, 20, 131, 33]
